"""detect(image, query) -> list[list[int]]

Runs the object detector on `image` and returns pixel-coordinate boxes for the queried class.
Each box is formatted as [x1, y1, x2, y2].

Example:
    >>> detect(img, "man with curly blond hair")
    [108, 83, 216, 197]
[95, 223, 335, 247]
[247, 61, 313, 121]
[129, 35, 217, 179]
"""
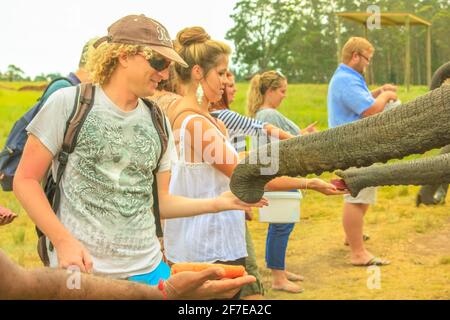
[13, 14, 265, 288]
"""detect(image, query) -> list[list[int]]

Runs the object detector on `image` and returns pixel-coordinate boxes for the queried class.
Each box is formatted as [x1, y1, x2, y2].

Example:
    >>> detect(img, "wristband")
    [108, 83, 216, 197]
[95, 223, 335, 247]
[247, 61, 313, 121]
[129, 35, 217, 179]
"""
[158, 279, 168, 300]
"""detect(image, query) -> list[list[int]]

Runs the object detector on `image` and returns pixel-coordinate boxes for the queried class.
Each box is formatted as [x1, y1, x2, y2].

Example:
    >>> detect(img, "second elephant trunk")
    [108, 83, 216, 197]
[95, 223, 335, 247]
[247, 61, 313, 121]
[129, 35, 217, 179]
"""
[231, 86, 450, 203]
[416, 144, 450, 205]
[336, 153, 450, 197]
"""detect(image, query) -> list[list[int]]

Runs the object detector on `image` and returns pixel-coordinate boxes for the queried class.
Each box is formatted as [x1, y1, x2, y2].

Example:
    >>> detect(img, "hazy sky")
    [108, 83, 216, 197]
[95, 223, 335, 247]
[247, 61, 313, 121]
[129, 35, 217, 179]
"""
[0, 0, 238, 78]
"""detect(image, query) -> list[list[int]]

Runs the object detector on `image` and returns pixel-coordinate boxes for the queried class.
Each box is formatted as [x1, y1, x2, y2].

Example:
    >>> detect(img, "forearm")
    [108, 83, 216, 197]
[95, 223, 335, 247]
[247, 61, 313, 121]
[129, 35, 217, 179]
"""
[265, 176, 308, 191]
[28, 269, 162, 300]
[362, 92, 395, 117]
[299, 128, 309, 135]
[264, 124, 295, 140]
[13, 178, 73, 246]
[0, 251, 161, 300]
[0, 250, 26, 299]
[159, 195, 218, 219]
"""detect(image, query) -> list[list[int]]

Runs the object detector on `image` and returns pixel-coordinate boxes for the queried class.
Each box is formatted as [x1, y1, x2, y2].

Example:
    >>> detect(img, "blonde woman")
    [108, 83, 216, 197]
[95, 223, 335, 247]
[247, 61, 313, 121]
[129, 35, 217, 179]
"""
[165, 28, 344, 298]
[165, 27, 250, 278]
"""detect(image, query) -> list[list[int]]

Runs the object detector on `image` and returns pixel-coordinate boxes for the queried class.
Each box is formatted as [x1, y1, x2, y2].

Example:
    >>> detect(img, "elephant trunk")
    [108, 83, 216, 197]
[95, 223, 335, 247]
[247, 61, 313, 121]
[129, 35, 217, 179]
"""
[336, 153, 450, 197]
[415, 62, 450, 206]
[416, 144, 450, 205]
[230, 85, 450, 203]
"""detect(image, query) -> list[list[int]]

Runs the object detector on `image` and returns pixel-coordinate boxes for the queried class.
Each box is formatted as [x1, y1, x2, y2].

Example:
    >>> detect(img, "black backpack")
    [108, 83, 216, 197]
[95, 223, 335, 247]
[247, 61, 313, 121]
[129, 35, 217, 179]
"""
[0, 77, 76, 191]
[37, 83, 168, 266]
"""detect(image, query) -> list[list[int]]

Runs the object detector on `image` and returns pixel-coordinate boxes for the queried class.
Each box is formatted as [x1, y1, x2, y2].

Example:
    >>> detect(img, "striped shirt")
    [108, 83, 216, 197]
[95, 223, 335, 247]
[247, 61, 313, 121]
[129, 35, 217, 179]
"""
[210, 109, 267, 152]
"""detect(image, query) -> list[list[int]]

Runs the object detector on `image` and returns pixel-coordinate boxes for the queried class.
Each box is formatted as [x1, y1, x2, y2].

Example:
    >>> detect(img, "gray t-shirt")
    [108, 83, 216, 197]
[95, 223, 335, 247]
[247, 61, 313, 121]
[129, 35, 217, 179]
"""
[255, 108, 300, 136]
[27, 85, 177, 279]
[253, 108, 302, 197]
[252, 108, 300, 149]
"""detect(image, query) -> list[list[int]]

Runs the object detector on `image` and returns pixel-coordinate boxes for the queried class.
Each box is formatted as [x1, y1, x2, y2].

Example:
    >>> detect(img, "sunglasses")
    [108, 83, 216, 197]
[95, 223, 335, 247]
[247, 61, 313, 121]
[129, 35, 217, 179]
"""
[140, 53, 172, 72]
[358, 53, 371, 64]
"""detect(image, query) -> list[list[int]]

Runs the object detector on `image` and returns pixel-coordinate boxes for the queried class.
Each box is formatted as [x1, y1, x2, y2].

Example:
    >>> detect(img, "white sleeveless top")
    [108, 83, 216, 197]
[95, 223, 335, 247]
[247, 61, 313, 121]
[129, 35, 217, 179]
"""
[164, 114, 247, 263]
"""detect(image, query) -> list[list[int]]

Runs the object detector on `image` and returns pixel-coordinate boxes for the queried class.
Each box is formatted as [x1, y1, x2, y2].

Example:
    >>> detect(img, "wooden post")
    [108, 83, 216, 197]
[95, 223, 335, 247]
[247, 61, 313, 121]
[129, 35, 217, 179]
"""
[336, 15, 341, 66]
[364, 23, 372, 85]
[405, 15, 411, 92]
[426, 25, 432, 87]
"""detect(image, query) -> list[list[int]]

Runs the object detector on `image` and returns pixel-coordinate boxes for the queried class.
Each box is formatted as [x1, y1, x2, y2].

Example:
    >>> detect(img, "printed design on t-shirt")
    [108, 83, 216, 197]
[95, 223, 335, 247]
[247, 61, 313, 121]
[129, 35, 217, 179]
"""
[59, 108, 162, 256]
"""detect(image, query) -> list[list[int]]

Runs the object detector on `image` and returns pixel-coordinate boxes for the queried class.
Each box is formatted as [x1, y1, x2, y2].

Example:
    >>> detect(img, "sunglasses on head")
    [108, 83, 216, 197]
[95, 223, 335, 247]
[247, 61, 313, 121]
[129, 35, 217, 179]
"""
[141, 53, 172, 72]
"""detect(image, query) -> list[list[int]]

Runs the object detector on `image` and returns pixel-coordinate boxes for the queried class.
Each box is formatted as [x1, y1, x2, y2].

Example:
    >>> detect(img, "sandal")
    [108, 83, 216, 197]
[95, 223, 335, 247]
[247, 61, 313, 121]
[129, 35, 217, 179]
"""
[352, 257, 390, 267]
[285, 271, 304, 282]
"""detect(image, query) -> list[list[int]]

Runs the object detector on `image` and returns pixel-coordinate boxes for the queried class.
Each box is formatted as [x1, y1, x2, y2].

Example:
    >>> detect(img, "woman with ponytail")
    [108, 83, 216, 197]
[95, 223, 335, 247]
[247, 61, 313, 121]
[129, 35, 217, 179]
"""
[246, 71, 323, 294]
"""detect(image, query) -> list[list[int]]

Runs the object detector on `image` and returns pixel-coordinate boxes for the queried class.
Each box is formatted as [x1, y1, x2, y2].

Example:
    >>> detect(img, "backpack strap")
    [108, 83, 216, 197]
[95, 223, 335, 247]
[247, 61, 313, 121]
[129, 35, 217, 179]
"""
[142, 98, 169, 238]
[51, 83, 95, 214]
[143, 98, 168, 161]
[37, 77, 75, 102]
[31, 77, 75, 118]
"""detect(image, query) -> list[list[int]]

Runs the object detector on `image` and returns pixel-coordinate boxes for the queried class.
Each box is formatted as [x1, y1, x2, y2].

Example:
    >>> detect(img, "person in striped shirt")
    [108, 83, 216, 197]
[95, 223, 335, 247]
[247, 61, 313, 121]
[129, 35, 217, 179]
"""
[209, 71, 295, 154]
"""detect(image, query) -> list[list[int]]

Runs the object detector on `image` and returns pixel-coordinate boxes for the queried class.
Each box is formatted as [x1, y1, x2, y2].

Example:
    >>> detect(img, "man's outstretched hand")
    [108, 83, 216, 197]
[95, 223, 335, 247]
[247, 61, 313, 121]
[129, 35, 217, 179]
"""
[164, 267, 256, 300]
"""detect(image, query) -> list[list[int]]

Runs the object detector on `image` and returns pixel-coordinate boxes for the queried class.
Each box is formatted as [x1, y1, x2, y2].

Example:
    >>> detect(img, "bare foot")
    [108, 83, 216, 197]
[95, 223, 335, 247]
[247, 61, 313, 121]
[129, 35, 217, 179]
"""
[285, 270, 304, 282]
[272, 280, 304, 293]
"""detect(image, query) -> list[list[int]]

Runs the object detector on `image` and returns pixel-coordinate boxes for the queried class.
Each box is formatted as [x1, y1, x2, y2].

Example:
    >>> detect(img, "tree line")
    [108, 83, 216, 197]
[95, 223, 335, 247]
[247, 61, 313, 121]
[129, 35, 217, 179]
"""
[226, 0, 450, 84]
[0, 64, 62, 82]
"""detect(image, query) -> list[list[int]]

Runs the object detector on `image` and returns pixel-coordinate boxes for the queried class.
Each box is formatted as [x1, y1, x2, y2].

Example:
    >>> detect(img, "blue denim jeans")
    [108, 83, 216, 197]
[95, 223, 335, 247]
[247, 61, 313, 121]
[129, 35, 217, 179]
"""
[265, 190, 299, 270]
[265, 223, 295, 270]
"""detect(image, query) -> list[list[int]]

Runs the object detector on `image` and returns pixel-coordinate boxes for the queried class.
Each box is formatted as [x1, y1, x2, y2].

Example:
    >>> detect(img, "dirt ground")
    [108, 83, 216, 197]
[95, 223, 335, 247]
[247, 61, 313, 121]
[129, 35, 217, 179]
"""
[249, 182, 450, 300]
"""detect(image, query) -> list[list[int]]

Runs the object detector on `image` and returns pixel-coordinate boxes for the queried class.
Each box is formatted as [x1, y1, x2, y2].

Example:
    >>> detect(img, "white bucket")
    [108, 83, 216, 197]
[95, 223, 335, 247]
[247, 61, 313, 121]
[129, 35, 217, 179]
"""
[258, 191, 302, 223]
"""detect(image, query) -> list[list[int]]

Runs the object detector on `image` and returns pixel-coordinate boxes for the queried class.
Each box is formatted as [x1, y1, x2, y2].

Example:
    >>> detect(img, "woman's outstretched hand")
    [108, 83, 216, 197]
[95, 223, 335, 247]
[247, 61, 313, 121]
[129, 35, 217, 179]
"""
[0, 206, 17, 226]
[307, 178, 349, 195]
[215, 191, 268, 212]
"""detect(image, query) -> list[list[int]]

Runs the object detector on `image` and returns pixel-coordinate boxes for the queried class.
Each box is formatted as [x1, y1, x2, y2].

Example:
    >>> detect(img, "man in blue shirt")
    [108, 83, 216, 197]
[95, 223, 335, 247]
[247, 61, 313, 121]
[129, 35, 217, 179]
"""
[327, 37, 397, 267]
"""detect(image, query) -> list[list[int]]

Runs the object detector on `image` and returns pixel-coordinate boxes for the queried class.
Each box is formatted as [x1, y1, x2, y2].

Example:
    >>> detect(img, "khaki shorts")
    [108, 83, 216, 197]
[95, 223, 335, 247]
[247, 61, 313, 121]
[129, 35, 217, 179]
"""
[344, 187, 377, 205]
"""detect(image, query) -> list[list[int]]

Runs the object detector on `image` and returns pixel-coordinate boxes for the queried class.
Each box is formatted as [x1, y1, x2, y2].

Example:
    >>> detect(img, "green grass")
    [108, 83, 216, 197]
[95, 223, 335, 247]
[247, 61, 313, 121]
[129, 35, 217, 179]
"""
[0, 83, 42, 146]
[1, 82, 450, 299]
[233, 83, 429, 130]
